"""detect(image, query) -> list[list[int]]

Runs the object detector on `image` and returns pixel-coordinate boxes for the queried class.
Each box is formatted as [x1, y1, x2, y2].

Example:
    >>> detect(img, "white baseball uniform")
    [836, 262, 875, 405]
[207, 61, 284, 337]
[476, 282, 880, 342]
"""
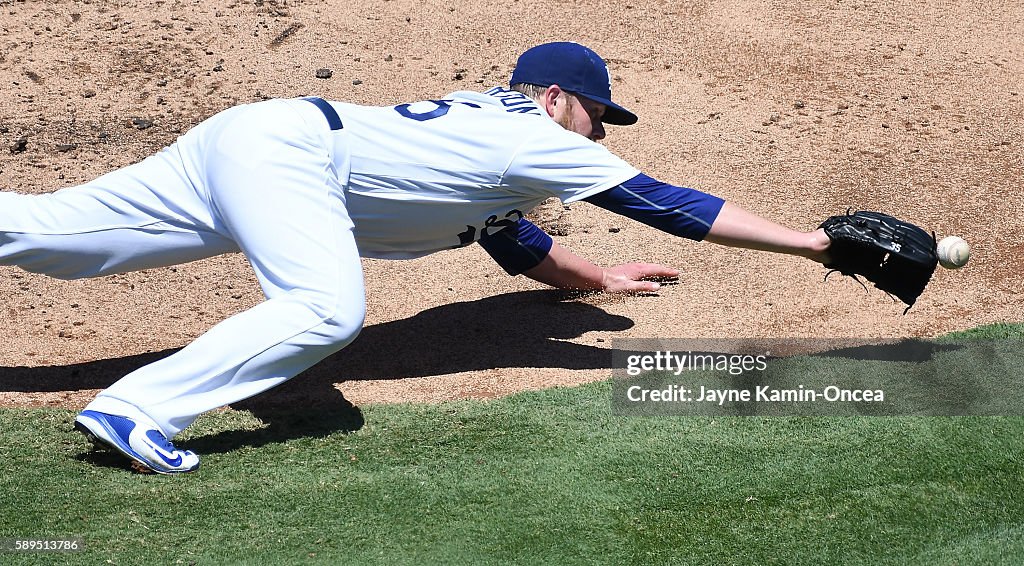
[0, 88, 638, 435]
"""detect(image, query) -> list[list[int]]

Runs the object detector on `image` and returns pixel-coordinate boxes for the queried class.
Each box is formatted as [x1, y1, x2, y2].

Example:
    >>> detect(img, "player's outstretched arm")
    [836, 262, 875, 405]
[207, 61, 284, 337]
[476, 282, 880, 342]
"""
[523, 242, 678, 293]
[704, 202, 832, 264]
[584, 176, 831, 265]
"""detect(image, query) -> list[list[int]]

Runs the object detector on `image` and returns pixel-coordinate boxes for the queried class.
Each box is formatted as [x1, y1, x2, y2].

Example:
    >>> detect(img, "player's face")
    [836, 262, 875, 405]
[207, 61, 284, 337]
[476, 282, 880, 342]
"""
[554, 92, 607, 142]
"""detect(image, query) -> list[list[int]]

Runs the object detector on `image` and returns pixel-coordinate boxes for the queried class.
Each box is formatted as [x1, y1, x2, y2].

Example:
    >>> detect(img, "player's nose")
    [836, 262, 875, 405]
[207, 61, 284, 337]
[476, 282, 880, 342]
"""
[591, 122, 606, 141]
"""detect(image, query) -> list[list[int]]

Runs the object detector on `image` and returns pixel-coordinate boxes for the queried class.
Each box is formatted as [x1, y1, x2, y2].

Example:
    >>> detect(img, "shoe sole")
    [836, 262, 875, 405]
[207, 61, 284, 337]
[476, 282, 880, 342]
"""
[75, 420, 157, 474]
[74, 416, 196, 475]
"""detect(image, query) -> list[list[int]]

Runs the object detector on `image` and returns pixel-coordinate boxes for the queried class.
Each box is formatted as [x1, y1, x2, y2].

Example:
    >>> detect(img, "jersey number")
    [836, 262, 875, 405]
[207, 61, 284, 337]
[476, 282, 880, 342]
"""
[394, 99, 482, 122]
[393, 98, 497, 248]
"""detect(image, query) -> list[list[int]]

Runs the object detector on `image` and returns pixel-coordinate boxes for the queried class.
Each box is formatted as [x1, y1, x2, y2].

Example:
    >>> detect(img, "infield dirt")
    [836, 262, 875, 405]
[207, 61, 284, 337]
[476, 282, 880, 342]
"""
[1, 0, 1021, 410]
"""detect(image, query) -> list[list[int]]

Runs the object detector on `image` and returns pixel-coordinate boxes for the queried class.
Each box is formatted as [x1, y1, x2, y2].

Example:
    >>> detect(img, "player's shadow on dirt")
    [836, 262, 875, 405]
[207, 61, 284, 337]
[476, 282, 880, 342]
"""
[4, 289, 635, 452]
[0, 289, 632, 393]
[284, 287, 634, 393]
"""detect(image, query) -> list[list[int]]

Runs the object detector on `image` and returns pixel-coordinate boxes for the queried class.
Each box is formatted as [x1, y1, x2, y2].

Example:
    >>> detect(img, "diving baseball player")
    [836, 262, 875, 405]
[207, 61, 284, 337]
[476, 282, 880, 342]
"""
[0, 42, 831, 473]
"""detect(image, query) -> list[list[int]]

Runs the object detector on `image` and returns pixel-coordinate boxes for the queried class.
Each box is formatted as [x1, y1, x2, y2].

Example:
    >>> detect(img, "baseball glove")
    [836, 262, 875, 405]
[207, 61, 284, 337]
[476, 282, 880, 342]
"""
[819, 210, 938, 312]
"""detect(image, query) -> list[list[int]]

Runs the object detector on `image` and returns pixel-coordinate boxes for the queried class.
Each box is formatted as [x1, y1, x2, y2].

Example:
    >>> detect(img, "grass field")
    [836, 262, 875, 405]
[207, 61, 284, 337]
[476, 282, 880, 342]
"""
[2, 324, 1023, 565]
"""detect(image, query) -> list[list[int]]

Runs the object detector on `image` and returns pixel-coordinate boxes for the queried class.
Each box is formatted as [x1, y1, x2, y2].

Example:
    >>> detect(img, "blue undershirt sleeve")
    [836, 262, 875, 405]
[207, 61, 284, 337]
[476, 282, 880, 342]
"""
[583, 173, 725, 241]
[477, 217, 554, 275]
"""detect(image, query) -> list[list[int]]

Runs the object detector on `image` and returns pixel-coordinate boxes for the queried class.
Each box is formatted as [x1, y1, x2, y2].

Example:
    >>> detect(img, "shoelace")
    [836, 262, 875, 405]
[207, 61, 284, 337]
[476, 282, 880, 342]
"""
[150, 430, 182, 453]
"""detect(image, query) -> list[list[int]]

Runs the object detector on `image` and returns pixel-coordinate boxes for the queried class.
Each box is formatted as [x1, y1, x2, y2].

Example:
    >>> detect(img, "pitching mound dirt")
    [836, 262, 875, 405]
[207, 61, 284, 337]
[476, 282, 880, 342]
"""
[1, 0, 1021, 410]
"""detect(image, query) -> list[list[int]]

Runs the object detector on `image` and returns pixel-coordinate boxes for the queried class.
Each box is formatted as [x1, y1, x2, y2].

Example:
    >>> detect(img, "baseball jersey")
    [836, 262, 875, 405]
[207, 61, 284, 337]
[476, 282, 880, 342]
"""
[327, 87, 640, 259]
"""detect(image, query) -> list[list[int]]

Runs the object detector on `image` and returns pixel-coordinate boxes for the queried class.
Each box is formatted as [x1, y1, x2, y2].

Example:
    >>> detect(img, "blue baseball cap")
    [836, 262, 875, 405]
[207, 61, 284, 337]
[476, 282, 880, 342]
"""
[510, 42, 638, 126]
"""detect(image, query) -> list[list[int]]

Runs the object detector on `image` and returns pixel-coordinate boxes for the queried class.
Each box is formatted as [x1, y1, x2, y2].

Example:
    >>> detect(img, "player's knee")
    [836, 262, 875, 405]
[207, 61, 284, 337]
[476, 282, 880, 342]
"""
[323, 308, 365, 347]
[305, 298, 365, 350]
[285, 288, 366, 350]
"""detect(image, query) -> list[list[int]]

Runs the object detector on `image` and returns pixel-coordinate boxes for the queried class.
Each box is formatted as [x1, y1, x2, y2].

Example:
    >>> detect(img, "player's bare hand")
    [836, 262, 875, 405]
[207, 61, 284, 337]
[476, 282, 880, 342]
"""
[601, 263, 679, 294]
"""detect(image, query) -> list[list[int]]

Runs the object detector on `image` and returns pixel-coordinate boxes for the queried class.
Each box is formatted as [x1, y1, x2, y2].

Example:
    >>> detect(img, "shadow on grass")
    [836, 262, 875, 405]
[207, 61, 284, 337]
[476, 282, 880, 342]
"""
[74, 446, 137, 473]
[72, 396, 366, 470]
[188, 396, 367, 455]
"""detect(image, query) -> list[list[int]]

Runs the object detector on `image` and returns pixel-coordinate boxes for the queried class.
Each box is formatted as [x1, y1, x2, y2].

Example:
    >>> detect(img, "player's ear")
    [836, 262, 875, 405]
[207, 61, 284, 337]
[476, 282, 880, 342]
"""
[542, 85, 564, 118]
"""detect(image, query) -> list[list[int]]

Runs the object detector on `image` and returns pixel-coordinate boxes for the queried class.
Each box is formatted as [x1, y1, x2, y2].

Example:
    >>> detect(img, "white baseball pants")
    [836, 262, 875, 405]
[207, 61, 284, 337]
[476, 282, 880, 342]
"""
[0, 99, 364, 436]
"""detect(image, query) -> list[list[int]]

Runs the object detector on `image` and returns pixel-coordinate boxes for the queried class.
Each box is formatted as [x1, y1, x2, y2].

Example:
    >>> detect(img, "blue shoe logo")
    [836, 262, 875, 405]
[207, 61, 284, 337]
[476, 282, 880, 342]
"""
[143, 430, 184, 468]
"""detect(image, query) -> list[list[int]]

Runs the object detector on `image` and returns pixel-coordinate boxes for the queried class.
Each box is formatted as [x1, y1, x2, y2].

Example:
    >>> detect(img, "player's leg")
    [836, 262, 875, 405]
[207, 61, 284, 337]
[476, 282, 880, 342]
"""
[82, 99, 364, 451]
[0, 119, 249, 474]
[0, 139, 237, 278]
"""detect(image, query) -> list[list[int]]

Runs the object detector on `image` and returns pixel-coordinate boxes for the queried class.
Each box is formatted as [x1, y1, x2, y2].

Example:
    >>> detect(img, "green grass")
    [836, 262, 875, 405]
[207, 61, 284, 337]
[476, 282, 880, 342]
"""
[2, 393, 1023, 564]
[941, 322, 1024, 340]
[2, 323, 1023, 564]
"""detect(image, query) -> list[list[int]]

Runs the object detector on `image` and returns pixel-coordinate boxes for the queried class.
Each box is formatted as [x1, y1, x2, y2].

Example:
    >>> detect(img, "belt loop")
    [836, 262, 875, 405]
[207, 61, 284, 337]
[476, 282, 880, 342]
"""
[302, 97, 343, 130]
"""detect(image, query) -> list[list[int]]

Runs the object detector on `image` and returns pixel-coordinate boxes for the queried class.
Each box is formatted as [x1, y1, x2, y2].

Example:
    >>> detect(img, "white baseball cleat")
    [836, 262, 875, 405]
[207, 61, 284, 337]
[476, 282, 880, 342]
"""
[74, 410, 200, 474]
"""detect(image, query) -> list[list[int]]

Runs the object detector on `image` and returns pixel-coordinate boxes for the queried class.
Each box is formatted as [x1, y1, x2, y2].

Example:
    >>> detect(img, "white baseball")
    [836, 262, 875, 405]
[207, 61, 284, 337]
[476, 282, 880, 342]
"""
[937, 236, 970, 269]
